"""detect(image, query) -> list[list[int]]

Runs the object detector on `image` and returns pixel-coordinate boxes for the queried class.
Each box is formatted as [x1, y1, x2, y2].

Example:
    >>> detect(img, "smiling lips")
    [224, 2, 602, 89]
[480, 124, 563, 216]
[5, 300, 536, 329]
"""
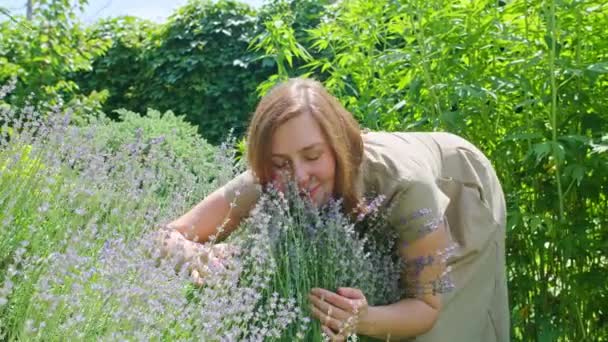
[309, 184, 321, 198]
[300, 184, 321, 200]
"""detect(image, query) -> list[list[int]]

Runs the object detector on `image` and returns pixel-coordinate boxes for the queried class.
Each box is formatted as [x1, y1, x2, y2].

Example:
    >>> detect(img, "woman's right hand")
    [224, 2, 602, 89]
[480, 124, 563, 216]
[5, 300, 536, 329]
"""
[157, 228, 240, 286]
[190, 243, 241, 286]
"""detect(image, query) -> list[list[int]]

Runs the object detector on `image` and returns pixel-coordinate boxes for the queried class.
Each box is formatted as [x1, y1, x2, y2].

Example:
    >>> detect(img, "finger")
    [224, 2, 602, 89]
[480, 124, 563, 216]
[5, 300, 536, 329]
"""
[309, 304, 343, 333]
[311, 288, 358, 313]
[337, 287, 363, 299]
[309, 294, 350, 321]
[224, 244, 241, 256]
[321, 325, 345, 342]
[191, 269, 204, 287]
[207, 257, 227, 273]
[337, 288, 366, 314]
[212, 243, 238, 258]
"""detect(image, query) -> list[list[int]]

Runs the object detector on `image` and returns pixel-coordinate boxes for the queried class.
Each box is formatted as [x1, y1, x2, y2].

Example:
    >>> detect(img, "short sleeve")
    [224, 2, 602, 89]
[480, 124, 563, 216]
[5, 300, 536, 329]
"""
[221, 170, 262, 219]
[388, 178, 458, 298]
[389, 178, 450, 244]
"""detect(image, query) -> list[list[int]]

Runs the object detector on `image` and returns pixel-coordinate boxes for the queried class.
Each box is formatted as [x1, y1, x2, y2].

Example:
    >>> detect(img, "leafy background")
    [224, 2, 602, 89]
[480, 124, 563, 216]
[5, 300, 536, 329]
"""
[1, 0, 607, 341]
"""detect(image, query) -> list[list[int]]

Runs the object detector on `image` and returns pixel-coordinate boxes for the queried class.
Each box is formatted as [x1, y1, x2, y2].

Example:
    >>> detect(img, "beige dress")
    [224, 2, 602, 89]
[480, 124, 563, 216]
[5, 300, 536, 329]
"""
[223, 132, 510, 342]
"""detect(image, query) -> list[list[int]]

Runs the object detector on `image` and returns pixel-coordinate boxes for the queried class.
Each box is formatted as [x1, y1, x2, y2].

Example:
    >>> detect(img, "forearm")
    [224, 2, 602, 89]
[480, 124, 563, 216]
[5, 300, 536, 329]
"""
[358, 298, 439, 340]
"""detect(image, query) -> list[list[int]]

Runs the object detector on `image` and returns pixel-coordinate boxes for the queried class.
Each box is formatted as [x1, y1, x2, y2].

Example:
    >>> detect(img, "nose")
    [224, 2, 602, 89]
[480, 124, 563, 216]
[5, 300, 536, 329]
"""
[292, 162, 310, 189]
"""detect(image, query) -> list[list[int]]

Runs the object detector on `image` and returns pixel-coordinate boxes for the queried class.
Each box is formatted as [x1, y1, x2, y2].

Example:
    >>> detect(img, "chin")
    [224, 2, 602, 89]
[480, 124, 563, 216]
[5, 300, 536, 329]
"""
[314, 192, 330, 207]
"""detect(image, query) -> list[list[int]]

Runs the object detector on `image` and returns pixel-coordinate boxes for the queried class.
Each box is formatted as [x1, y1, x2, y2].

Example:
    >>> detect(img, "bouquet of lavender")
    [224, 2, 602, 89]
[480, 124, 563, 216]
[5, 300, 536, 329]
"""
[224, 183, 405, 341]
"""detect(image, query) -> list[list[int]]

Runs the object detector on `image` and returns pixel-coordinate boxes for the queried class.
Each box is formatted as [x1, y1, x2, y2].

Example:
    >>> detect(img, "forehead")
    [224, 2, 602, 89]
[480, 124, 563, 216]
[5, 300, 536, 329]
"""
[271, 114, 328, 155]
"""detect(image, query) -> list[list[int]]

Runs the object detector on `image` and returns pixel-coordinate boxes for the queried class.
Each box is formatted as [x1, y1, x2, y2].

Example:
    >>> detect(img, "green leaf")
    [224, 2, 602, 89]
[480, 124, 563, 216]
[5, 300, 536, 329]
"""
[531, 141, 552, 164]
[591, 135, 608, 154]
[563, 164, 586, 185]
[504, 132, 543, 142]
[538, 316, 560, 342]
[586, 62, 608, 74]
[389, 100, 407, 113]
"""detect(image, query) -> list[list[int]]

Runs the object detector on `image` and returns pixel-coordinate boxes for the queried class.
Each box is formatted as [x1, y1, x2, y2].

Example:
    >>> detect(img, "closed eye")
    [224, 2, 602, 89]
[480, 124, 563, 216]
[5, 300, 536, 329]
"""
[305, 154, 321, 161]
[272, 159, 290, 169]
[304, 151, 322, 161]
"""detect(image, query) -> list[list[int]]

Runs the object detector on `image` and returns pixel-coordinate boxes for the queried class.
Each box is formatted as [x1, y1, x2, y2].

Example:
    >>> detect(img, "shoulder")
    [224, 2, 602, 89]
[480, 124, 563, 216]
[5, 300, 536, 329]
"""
[221, 170, 262, 217]
[360, 132, 442, 192]
[357, 132, 450, 212]
[362, 132, 417, 177]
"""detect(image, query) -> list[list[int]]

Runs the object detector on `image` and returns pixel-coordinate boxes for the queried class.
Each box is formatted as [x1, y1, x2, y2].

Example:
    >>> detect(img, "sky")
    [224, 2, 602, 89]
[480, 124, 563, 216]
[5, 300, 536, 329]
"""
[0, 0, 266, 23]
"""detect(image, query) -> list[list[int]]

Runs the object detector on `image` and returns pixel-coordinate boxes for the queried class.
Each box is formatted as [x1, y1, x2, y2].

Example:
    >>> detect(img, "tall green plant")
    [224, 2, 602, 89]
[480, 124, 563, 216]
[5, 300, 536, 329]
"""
[251, 9, 312, 96]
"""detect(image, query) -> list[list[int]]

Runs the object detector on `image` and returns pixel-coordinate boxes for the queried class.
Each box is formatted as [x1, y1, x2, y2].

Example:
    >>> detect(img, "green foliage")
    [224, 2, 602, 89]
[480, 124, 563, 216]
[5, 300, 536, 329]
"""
[68, 0, 331, 143]
[144, 0, 271, 144]
[305, 1, 407, 130]
[0, 145, 43, 179]
[257, 0, 333, 68]
[251, 9, 313, 96]
[74, 0, 275, 144]
[259, 0, 331, 40]
[73, 16, 159, 118]
[0, 0, 110, 108]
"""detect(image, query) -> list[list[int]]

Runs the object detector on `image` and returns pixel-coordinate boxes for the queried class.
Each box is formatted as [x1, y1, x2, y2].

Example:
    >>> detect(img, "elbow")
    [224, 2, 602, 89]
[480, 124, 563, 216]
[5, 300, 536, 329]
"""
[420, 305, 440, 334]
[414, 295, 442, 335]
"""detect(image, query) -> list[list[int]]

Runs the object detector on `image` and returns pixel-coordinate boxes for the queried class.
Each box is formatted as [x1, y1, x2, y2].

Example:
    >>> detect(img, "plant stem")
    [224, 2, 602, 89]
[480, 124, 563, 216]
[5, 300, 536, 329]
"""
[548, 0, 564, 220]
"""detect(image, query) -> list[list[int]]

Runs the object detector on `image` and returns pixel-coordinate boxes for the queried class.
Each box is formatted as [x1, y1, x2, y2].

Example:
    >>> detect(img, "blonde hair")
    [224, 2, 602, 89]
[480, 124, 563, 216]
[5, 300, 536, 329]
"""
[247, 78, 364, 213]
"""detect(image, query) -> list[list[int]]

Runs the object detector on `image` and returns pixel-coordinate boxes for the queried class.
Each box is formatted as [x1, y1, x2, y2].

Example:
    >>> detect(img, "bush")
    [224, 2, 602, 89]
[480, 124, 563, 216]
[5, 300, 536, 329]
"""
[75, 0, 275, 144]
[89, 108, 220, 193]
[0, 84, 233, 337]
[73, 16, 159, 118]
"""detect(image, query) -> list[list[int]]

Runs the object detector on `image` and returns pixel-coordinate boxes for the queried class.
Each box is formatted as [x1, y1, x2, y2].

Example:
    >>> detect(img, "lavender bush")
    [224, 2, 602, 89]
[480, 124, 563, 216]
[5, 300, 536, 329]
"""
[0, 79, 235, 339]
[1, 80, 402, 341]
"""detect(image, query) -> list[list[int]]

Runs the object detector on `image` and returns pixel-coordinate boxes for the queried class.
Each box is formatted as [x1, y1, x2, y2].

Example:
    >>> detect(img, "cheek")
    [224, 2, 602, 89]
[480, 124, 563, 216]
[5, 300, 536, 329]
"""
[270, 171, 288, 192]
[320, 156, 336, 186]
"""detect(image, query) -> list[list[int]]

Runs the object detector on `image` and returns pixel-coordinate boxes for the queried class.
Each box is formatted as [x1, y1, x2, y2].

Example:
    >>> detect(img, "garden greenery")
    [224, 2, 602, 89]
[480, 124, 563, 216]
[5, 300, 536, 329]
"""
[76, 0, 274, 144]
[0, 0, 110, 107]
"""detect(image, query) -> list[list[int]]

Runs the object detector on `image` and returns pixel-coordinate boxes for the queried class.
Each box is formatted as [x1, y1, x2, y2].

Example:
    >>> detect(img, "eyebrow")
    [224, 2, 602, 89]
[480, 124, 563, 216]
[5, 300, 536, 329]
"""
[271, 143, 324, 158]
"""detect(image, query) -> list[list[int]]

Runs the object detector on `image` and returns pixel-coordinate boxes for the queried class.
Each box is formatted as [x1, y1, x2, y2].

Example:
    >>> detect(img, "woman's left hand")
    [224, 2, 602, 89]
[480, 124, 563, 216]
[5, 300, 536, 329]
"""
[309, 287, 369, 341]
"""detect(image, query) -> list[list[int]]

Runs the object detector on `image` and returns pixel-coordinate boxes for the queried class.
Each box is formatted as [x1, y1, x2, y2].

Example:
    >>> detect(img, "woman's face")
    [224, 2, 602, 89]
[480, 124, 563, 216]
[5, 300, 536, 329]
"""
[270, 114, 336, 206]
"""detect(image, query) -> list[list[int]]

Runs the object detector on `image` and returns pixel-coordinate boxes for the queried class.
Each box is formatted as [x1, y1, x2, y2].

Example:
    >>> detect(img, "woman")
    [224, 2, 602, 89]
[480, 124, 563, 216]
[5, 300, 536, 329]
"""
[159, 78, 509, 341]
